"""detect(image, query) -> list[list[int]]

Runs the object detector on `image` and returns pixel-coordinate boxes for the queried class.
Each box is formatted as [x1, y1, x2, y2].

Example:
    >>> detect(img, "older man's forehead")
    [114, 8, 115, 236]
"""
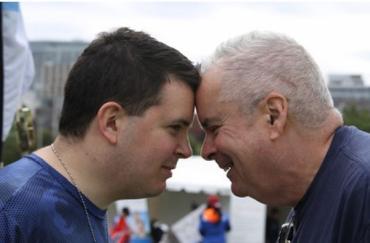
[198, 72, 222, 97]
[196, 98, 224, 127]
[195, 67, 224, 121]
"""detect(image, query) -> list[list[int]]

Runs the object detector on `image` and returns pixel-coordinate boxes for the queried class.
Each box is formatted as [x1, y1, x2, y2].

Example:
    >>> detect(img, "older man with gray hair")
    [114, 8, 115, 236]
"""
[196, 31, 370, 242]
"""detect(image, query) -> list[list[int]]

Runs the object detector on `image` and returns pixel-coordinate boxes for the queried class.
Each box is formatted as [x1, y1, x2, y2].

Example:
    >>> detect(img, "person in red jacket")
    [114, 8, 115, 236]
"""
[110, 207, 132, 243]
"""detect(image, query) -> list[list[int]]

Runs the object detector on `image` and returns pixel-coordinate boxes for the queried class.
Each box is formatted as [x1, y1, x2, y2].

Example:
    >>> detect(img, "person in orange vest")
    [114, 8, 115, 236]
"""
[110, 207, 132, 243]
[199, 195, 231, 243]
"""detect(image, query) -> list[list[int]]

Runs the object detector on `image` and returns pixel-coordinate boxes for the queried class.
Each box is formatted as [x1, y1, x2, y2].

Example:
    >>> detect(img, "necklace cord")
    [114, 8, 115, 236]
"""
[51, 143, 99, 243]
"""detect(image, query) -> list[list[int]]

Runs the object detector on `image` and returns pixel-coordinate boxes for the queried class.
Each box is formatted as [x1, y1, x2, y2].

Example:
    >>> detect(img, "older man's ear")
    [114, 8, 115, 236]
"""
[263, 92, 288, 140]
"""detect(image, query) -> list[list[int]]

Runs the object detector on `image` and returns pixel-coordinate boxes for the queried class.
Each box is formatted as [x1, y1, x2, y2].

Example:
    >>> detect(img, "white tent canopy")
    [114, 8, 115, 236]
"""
[165, 157, 266, 243]
[166, 156, 231, 195]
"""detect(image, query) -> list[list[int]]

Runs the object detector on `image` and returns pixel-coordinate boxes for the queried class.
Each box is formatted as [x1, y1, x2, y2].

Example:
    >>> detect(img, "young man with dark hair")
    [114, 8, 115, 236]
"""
[0, 27, 200, 242]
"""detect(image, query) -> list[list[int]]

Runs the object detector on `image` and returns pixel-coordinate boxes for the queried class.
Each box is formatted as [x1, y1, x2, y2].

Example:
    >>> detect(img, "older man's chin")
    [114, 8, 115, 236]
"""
[231, 183, 249, 198]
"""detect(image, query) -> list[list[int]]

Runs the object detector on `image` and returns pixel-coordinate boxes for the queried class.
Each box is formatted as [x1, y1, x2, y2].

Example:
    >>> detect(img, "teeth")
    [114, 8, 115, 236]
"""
[223, 163, 233, 172]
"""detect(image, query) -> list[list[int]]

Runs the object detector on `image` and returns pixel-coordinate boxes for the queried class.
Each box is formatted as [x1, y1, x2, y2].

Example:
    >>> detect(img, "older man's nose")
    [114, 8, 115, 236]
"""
[201, 136, 216, 161]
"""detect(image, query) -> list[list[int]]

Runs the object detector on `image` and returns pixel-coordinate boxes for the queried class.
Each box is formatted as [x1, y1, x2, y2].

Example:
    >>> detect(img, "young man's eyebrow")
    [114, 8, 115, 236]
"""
[172, 118, 191, 127]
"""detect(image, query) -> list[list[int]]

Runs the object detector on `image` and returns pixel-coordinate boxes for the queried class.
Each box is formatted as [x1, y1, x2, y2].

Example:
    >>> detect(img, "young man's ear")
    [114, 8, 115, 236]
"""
[262, 91, 288, 140]
[96, 101, 126, 144]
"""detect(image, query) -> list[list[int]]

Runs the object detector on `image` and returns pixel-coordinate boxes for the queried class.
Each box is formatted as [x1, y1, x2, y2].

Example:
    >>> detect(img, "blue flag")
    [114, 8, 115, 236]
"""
[2, 2, 35, 141]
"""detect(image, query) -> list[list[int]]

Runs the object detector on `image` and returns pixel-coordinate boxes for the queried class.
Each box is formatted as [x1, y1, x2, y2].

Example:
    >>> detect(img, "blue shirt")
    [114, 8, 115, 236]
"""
[292, 126, 370, 242]
[0, 154, 108, 242]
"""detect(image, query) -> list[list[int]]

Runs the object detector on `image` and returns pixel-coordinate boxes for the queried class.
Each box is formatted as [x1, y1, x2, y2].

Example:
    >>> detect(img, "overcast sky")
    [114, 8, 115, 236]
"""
[21, 1, 370, 84]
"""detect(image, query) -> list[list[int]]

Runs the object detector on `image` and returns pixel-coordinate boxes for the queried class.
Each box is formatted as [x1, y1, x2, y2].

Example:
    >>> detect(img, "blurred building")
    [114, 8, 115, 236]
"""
[328, 74, 370, 110]
[29, 41, 87, 144]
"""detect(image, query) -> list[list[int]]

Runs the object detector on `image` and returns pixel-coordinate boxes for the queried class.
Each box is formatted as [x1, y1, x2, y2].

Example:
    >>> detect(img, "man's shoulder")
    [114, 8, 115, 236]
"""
[0, 157, 81, 242]
[0, 156, 42, 207]
[332, 126, 370, 177]
[341, 126, 370, 163]
[0, 155, 67, 214]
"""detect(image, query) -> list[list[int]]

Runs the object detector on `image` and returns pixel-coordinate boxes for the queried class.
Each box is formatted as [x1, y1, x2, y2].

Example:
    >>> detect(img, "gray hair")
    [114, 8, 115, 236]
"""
[201, 31, 335, 127]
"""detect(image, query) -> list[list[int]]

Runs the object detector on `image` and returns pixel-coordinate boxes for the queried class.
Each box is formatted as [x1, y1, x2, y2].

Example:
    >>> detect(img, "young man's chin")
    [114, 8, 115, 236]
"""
[144, 182, 167, 198]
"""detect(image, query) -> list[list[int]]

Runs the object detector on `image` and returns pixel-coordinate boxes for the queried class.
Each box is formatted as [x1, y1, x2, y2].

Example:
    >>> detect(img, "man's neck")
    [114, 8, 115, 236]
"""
[35, 136, 110, 209]
[287, 110, 343, 206]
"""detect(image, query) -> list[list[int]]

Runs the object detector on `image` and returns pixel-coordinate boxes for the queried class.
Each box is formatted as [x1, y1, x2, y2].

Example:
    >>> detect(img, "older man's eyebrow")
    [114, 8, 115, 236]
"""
[201, 119, 210, 129]
[201, 117, 219, 129]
